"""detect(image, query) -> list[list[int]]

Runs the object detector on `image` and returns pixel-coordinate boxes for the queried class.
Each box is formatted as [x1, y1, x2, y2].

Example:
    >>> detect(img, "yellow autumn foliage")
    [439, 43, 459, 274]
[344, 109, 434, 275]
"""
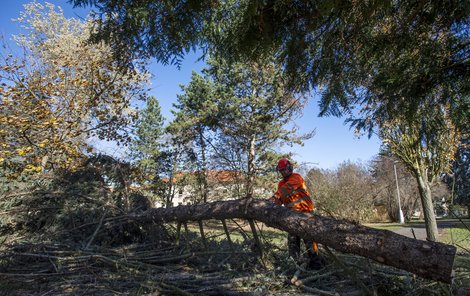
[0, 2, 149, 177]
[380, 105, 461, 183]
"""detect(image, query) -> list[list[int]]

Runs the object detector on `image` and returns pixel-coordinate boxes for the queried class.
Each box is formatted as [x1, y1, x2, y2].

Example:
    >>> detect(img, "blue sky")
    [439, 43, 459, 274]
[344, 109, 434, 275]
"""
[1, 0, 382, 170]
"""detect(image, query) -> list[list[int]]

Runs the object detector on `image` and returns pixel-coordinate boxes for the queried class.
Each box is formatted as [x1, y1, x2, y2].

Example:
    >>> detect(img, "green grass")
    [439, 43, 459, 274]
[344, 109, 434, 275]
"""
[182, 219, 470, 257]
[177, 220, 287, 246]
[364, 223, 404, 231]
[440, 226, 470, 253]
[360, 221, 470, 257]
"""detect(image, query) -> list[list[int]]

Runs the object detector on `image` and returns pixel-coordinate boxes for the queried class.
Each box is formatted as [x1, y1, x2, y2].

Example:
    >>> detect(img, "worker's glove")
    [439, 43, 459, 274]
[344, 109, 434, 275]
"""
[269, 195, 282, 206]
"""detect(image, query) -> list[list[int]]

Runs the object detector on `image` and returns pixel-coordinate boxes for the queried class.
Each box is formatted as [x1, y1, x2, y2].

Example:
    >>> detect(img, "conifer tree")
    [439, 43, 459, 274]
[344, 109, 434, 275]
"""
[130, 96, 165, 181]
[168, 72, 218, 203]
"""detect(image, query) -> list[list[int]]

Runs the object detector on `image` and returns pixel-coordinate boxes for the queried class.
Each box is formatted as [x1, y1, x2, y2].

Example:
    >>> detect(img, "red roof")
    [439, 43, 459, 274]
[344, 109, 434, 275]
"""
[162, 170, 242, 184]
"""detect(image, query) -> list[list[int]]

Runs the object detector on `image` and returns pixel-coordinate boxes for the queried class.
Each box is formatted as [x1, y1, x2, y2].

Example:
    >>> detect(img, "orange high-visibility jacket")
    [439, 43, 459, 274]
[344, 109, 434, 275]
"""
[271, 173, 314, 212]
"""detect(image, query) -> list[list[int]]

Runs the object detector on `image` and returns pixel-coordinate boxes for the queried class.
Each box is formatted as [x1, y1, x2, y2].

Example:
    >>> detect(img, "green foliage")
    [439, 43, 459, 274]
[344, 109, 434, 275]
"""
[205, 57, 313, 194]
[128, 96, 196, 207]
[148, 149, 184, 207]
[130, 96, 165, 177]
[71, 0, 468, 133]
[205, 57, 312, 146]
[168, 72, 217, 202]
[72, 0, 215, 65]
[168, 57, 312, 199]
[444, 136, 470, 207]
[445, 95, 470, 206]
[211, 1, 469, 135]
[169, 71, 217, 154]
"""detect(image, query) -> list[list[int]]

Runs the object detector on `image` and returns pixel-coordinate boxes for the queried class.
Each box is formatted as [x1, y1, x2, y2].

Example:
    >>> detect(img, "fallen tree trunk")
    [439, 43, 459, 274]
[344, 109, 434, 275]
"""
[133, 198, 456, 283]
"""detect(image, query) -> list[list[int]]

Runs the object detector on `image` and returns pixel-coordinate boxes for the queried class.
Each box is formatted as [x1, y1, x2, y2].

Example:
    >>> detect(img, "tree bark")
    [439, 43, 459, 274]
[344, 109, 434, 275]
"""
[197, 127, 209, 203]
[246, 134, 256, 198]
[416, 174, 439, 241]
[133, 198, 456, 283]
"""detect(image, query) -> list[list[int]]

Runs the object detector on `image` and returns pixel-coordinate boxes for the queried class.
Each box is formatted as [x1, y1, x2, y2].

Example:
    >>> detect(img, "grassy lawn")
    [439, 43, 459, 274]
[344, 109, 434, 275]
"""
[180, 218, 470, 262]
[185, 219, 469, 249]
[364, 222, 404, 231]
[369, 219, 470, 256]
[440, 226, 470, 253]
[176, 219, 287, 246]
[368, 219, 470, 249]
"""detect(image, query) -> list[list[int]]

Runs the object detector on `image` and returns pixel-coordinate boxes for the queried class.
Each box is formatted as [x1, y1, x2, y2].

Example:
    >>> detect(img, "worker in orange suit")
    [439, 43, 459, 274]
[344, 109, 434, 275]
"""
[270, 158, 323, 269]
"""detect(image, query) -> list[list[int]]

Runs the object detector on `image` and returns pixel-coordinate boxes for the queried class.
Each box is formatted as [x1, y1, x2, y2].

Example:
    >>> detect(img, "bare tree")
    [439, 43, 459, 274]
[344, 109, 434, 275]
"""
[306, 161, 375, 222]
[371, 156, 421, 221]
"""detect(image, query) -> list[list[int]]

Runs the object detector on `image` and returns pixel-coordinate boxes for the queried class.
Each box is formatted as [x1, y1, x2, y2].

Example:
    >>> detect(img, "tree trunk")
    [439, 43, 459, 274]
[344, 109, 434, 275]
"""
[166, 153, 178, 208]
[198, 220, 207, 249]
[133, 198, 456, 283]
[221, 219, 234, 250]
[245, 134, 262, 255]
[416, 174, 439, 241]
[246, 134, 256, 198]
[197, 127, 209, 203]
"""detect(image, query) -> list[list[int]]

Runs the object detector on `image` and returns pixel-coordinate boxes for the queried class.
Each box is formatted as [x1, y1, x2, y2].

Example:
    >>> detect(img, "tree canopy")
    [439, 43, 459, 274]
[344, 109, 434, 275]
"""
[130, 96, 165, 178]
[70, 1, 468, 238]
[0, 2, 149, 177]
[168, 57, 312, 199]
[72, 0, 469, 132]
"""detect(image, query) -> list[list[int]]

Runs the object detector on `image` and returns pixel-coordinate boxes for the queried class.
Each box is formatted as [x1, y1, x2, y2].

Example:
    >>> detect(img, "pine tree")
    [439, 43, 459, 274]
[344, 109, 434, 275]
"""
[130, 96, 165, 183]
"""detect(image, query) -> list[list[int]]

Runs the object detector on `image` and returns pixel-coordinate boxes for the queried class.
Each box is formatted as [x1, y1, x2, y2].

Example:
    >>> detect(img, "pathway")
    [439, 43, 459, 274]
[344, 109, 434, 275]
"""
[392, 221, 464, 240]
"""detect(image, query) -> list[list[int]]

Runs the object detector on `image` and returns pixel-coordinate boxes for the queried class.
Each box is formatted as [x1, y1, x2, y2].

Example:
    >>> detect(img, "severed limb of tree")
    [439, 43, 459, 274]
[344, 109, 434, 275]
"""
[132, 198, 456, 283]
[248, 219, 263, 257]
[85, 208, 107, 250]
[198, 220, 207, 250]
[323, 246, 373, 296]
[221, 219, 234, 251]
[176, 221, 183, 245]
[175, 221, 189, 247]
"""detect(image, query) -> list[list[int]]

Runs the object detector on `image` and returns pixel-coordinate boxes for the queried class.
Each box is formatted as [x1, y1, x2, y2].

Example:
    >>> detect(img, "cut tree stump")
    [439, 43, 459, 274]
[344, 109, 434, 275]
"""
[132, 198, 456, 283]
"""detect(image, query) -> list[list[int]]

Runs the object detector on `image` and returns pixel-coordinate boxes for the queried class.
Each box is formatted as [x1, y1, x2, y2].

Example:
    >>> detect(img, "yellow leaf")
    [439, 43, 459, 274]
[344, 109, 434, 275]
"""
[24, 164, 36, 172]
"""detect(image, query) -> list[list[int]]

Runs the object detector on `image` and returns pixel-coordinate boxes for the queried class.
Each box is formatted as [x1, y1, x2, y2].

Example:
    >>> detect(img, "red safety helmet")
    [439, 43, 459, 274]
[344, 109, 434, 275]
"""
[277, 158, 293, 177]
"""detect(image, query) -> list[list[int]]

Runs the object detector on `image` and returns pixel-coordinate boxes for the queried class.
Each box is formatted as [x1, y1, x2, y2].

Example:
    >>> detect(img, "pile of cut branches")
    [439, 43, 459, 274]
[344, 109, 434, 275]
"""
[1, 236, 468, 295]
[0, 169, 469, 295]
[2, 216, 468, 295]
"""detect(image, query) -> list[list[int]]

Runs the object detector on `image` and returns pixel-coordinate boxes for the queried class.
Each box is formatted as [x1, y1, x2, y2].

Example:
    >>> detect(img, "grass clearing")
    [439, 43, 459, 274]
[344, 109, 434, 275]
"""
[365, 223, 404, 231]
[440, 226, 470, 254]
[176, 219, 287, 246]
